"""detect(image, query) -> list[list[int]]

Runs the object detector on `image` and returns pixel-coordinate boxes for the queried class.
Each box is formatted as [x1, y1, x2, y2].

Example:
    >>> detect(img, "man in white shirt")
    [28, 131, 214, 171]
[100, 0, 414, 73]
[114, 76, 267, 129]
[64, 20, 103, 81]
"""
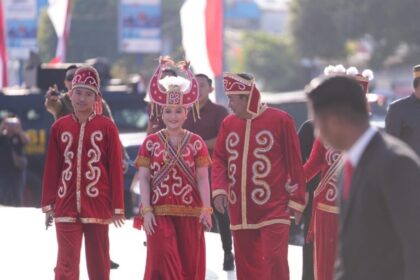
[307, 75, 420, 280]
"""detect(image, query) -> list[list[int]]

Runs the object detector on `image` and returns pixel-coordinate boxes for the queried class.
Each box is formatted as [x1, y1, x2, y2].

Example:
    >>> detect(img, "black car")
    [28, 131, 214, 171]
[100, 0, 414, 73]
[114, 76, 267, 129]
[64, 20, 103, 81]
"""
[0, 89, 148, 208]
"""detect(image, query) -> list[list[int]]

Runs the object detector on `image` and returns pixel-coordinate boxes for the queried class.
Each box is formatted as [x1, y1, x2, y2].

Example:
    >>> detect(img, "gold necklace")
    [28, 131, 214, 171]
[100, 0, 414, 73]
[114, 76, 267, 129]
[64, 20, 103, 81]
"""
[163, 129, 185, 163]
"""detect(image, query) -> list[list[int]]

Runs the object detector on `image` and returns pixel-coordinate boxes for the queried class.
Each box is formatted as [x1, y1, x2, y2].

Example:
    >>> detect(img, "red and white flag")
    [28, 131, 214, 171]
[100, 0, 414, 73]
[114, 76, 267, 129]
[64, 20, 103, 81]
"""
[0, 2, 8, 88]
[48, 0, 72, 63]
[180, 0, 223, 79]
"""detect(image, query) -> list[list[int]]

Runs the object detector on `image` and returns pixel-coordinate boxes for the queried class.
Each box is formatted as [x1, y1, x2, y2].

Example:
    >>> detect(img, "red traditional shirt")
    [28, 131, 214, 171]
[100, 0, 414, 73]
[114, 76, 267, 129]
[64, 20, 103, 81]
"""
[304, 138, 343, 215]
[212, 106, 306, 230]
[135, 130, 211, 217]
[41, 114, 125, 224]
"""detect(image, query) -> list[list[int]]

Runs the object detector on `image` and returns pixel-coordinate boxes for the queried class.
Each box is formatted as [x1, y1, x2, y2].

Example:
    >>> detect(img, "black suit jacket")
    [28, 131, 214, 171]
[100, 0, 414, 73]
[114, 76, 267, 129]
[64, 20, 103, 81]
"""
[336, 131, 420, 280]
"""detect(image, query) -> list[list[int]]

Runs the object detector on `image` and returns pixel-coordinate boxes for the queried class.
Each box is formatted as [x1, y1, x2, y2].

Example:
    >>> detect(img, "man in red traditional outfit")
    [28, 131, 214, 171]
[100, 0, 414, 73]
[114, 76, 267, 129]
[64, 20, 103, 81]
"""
[41, 66, 125, 280]
[212, 72, 306, 280]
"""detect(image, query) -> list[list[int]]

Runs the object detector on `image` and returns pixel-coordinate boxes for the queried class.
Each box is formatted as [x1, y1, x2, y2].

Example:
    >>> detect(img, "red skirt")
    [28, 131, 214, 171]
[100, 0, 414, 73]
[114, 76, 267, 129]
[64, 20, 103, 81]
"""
[143, 216, 205, 280]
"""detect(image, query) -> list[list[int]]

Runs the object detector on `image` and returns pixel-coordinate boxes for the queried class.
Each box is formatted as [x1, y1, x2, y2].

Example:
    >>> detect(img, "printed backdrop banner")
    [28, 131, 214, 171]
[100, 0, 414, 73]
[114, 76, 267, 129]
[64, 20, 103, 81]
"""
[118, 0, 162, 53]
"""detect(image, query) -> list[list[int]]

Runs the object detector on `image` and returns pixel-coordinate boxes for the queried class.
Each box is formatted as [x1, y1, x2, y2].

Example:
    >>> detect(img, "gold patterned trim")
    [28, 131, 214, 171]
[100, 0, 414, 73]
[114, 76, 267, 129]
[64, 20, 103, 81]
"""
[317, 203, 340, 214]
[134, 155, 150, 168]
[241, 120, 252, 225]
[288, 200, 305, 212]
[224, 72, 254, 86]
[212, 189, 228, 198]
[80, 218, 112, 224]
[76, 122, 87, 213]
[114, 209, 125, 215]
[225, 91, 250, 95]
[42, 205, 53, 213]
[153, 205, 205, 217]
[195, 156, 212, 167]
[55, 217, 77, 223]
[230, 218, 291, 231]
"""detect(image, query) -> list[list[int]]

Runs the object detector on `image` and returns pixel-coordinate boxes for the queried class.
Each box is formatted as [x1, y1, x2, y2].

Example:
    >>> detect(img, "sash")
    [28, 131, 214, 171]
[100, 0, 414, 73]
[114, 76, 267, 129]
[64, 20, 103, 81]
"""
[313, 150, 343, 199]
[151, 130, 196, 188]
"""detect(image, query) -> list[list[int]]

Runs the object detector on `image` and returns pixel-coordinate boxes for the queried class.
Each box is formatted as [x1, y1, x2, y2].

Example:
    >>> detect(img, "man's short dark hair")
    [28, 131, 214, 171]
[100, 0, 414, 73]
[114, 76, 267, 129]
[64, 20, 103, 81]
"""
[195, 73, 212, 87]
[307, 76, 369, 122]
[237, 73, 254, 81]
[65, 64, 78, 72]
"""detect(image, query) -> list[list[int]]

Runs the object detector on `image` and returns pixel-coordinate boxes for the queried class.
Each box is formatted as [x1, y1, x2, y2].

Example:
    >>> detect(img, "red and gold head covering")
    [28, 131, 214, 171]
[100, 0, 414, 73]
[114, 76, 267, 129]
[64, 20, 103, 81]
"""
[413, 65, 420, 78]
[148, 57, 199, 108]
[223, 72, 261, 116]
[324, 64, 374, 94]
[324, 64, 374, 112]
[71, 65, 103, 114]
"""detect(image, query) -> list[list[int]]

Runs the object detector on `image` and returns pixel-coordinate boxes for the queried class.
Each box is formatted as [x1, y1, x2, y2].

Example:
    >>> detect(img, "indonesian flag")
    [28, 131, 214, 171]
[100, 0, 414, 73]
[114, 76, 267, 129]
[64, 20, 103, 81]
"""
[0, 2, 7, 87]
[180, 0, 223, 79]
[48, 0, 72, 63]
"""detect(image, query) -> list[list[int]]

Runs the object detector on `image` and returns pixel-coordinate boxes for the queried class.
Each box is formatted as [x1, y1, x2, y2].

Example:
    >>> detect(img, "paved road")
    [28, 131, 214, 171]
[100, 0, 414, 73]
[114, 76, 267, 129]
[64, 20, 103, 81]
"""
[0, 206, 302, 279]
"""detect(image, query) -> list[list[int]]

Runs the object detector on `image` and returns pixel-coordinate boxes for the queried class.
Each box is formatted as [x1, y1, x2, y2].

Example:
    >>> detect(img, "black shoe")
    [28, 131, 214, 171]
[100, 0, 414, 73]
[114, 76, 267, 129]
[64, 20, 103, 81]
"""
[223, 252, 235, 271]
[110, 260, 119, 269]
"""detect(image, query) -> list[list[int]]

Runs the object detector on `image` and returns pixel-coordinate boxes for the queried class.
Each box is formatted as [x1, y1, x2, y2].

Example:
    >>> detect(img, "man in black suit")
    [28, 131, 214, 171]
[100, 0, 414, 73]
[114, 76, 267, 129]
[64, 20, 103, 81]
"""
[307, 75, 420, 280]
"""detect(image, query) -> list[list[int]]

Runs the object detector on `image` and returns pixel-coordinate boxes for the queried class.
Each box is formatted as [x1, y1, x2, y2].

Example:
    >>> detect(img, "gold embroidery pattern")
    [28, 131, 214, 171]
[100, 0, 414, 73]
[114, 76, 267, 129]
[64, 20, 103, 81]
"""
[76, 122, 87, 213]
[135, 156, 150, 167]
[317, 202, 340, 214]
[42, 205, 53, 213]
[171, 168, 193, 205]
[226, 132, 240, 204]
[85, 131, 103, 197]
[230, 218, 291, 230]
[195, 156, 211, 167]
[153, 205, 204, 217]
[58, 132, 74, 198]
[114, 209, 125, 215]
[251, 130, 274, 205]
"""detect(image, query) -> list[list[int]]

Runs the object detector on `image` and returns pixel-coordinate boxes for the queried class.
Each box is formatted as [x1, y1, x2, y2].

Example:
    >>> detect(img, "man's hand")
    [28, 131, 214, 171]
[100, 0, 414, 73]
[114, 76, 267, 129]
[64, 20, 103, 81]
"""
[45, 210, 54, 230]
[45, 84, 60, 101]
[284, 179, 298, 194]
[111, 214, 125, 228]
[213, 195, 228, 214]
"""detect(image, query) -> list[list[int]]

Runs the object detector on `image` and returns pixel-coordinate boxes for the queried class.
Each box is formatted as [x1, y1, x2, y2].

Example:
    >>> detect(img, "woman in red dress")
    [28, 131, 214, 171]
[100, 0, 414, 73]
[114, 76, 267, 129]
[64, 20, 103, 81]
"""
[134, 58, 212, 280]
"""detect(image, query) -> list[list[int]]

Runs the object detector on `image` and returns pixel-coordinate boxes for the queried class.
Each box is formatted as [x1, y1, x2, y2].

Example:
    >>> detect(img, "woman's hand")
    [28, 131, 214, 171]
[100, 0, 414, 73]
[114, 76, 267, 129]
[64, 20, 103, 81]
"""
[143, 212, 157, 235]
[199, 210, 212, 231]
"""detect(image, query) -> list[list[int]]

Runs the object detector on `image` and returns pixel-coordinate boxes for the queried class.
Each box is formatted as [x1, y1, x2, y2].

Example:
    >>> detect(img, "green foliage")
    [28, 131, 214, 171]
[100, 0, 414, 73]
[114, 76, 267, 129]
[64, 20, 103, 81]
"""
[237, 32, 305, 91]
[37, 9, 56, 62]
[290, 0, 420, 65]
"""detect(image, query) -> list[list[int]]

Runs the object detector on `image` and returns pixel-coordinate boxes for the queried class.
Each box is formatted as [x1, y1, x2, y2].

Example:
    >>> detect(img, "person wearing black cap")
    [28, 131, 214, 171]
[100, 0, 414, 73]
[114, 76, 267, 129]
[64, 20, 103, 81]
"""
[385, 65, 420, 157]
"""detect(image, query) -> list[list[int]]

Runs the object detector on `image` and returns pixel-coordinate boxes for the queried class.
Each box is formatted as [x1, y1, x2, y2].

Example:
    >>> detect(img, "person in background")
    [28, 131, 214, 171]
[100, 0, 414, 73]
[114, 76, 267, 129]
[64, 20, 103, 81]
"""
[41, 66, 125, 279]
[0, 115, 30, 206]
[385, 64, 420, 157]
[134, 58, 212, 279]
[307, 75, 420, 280]
[212, 72, 306, 279]
[183, 73, 234, 271]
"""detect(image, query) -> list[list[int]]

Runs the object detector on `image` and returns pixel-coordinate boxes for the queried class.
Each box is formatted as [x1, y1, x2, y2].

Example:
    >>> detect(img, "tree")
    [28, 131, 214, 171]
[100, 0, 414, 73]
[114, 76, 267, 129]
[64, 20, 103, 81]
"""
[235, 32, 305, 91]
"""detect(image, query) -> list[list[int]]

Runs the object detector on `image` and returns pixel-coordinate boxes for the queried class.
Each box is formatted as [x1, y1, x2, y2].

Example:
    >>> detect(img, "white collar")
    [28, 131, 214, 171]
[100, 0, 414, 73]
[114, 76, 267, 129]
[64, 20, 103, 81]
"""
[345, 126, 377, 167]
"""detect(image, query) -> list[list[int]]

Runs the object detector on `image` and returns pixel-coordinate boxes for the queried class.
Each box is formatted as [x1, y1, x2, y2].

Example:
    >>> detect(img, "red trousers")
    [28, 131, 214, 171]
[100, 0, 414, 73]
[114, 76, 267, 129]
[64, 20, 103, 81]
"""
[232, 223, 290, 280]
[313, 209, 339, 280]
[144, 216, 205, 280]
[54, 223, 110, 280]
